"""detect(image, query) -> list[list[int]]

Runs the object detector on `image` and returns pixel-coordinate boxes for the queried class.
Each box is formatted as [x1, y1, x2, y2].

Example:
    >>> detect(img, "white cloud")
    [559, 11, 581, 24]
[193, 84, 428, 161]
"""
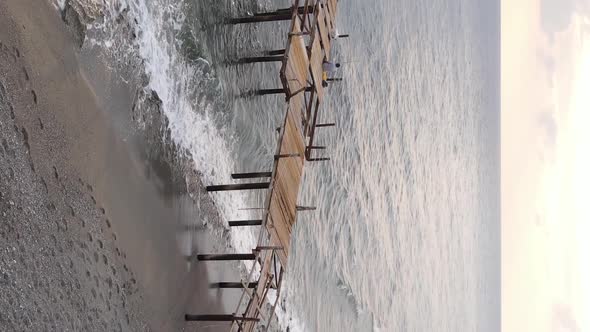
[502, 1, 590, 331]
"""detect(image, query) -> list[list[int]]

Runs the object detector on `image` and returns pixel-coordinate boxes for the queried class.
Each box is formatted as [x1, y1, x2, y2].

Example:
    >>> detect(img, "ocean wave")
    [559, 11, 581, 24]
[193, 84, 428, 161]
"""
[59, 0, 258, 259]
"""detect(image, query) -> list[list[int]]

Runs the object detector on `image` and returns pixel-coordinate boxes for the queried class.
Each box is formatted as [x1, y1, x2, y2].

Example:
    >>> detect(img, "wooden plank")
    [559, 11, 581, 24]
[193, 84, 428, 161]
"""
[241, 249, 275, 332]
[324, 2, 335, 34]
[309, 31, 325, 101]
[288, 91, 305, 134]
[317, 7, 331, 59]
[284, 16, 310, 97]
[329, 0, 338, 17]
[266, 107, 305, 266]
[228, 0, 341, 329]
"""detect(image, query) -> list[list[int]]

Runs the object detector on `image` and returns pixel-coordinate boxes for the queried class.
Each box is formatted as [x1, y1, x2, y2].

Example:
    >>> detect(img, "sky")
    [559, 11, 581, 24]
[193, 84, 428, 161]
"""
[502, 0, 590, 331]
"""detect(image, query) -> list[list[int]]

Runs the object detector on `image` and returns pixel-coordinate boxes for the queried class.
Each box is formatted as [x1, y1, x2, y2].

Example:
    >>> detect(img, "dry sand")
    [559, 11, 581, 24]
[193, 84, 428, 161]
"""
[0, 0, 240, 331]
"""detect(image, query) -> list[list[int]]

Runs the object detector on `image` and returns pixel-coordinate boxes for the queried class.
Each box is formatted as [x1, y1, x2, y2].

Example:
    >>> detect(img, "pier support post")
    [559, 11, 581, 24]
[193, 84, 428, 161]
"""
[264, 49, 286, 56]
[235, 55, 283, 64]
[231, 172, 272, 179]
[210, 282, 258, 289]
[227, 6, 315, 24]
[227, 14, 292, 24]
[274, 153, 301, 160]
[316, 123, 336, 127]
[197, 253, 256, 261]
[185, 314, 259, 322]
[228, 220, 263, 227]
[241, 88, 287, 97]
[206, 182, 270, 192]
[245, 86, 311, 97]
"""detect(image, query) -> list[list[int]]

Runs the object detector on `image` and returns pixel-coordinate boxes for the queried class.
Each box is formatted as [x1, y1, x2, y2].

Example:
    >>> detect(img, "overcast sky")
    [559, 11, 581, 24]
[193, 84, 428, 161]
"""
[502, 0, 590, 331]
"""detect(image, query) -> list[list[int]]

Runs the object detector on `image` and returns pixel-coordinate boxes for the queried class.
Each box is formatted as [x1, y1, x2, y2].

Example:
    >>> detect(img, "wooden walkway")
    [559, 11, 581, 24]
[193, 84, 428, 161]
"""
[187, 1, 340, 330]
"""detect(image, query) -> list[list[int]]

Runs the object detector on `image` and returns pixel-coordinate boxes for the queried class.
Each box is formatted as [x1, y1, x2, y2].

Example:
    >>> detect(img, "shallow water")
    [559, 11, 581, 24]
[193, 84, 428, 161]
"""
[81, 0, 500, 330]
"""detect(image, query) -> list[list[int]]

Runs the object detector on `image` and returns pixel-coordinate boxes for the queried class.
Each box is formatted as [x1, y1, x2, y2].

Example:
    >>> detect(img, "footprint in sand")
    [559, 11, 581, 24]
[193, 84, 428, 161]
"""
[6, 102, 15, 120]
[53, 218, 61, 232]
[106, 277, 112, 289]
[49, 234, 57, 246]
[20, 127, 29, 151]
[0, 43, 17, 62]
[40, 177, 48, 194]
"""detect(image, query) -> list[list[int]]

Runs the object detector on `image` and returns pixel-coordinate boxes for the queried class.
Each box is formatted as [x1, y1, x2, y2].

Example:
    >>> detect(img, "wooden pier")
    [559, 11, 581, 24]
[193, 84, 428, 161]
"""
[187, 0, 341, 330]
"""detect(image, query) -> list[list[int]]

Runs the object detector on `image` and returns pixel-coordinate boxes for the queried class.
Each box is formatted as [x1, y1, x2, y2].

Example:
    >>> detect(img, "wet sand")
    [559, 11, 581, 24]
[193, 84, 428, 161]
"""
[0, 0, 239, 330]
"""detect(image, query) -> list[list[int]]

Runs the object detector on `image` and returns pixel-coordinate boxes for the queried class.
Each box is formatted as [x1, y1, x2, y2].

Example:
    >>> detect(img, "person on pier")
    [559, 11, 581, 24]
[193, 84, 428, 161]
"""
[322, 60, 340, 74]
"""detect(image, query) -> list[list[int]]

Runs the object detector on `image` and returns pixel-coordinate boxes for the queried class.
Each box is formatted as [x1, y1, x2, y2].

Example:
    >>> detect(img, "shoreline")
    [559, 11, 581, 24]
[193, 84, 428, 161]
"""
[0, 0, 238, 331]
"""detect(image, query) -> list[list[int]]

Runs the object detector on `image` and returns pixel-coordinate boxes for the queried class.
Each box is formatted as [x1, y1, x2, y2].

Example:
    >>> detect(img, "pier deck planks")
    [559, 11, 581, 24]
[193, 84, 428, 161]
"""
[230, 1, 338, 331]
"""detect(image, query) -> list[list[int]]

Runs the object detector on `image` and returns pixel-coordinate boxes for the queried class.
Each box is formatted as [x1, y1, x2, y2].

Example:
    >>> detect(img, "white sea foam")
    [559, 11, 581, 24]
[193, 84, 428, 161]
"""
[88, 0, 257, 256]
[56, 0, 66, 10]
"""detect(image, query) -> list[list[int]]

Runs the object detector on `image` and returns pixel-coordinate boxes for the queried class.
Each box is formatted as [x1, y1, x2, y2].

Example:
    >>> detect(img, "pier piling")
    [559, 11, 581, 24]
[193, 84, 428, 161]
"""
[206, 183, 270, 192]
[191, 0, 343, 330]
[185, 315, 259, 322]
[228, 220, 263, 227]
[264, 49, 286, 56]
[227, 6, 316, 25]
[197, 253, 256, 261]
[231, 172, 272, 179]
[210, 282, 258, 289]
[235, 55, 283, 64]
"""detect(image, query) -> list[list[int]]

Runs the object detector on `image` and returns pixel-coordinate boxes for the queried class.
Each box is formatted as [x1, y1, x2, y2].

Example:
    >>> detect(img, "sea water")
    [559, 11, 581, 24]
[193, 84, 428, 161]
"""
[78, 0, 500, 330]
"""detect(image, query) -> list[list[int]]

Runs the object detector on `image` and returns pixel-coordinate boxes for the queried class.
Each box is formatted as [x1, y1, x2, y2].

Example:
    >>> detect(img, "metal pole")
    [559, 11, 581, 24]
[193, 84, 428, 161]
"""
[210, 282, 258, 289]
[197, 253, 257, 261]
[185, 314, 259, 322]
[316, 123, 336, 127]
[235, 56, 284, 64]
[206, 182, 270, 192]
[231, 172, 272, 179]
[228, 220, 263, 227]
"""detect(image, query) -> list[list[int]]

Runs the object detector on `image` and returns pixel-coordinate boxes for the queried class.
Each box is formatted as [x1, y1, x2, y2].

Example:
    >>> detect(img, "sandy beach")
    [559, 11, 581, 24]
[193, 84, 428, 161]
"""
[0, 0, 239, 330]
